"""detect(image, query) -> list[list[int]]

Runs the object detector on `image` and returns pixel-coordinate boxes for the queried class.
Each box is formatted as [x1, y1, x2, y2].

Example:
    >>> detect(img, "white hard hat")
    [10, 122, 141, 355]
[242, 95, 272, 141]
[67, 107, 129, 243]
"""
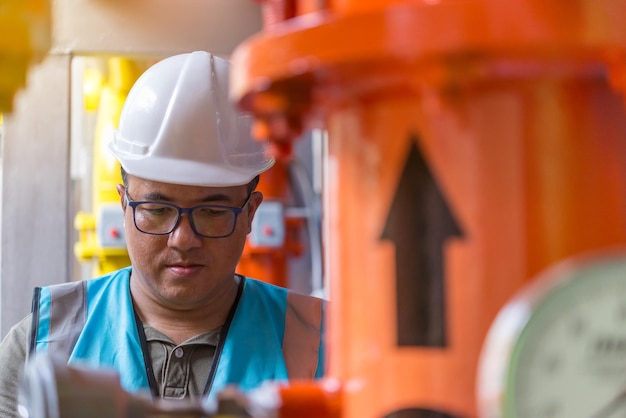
[109, 51, 275, 187]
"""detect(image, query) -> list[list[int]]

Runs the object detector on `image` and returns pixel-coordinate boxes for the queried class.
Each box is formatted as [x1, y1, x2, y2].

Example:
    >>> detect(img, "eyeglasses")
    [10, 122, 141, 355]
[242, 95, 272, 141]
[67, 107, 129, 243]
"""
[125, 191, 253, 238]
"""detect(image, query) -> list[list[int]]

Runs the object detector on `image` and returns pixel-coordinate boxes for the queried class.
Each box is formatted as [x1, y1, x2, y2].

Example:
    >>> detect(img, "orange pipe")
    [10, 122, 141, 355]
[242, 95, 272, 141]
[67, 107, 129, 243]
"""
[253, 0, 328, 27]
[232, 0, 626, 416]
[238, 160, 305, 288]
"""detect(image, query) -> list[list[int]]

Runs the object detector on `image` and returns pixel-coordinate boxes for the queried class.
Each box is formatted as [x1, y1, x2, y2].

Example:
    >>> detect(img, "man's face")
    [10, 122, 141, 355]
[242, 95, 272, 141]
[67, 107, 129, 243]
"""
[118, 174, 262, 310]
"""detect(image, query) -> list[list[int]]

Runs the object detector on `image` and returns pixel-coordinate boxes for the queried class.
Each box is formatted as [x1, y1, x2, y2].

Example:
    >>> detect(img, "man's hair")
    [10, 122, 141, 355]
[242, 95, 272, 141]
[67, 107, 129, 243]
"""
[120, 166, 260, 194]
[247, 175, 260, 194]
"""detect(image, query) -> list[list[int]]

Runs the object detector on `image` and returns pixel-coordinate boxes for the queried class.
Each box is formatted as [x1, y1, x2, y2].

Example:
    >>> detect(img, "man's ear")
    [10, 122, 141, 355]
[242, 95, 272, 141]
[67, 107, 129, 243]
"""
[116, 184, 126, 209]
[247, 191, 264, 225]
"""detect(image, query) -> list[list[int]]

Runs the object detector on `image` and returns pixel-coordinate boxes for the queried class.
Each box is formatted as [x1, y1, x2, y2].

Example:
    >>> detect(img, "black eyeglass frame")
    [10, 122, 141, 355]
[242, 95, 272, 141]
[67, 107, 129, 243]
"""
[125, 191, 254, 238]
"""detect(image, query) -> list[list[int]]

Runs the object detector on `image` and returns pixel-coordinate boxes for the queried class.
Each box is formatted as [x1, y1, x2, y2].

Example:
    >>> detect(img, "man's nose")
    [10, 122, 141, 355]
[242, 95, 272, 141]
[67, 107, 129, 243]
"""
[167, 214, 202, 249]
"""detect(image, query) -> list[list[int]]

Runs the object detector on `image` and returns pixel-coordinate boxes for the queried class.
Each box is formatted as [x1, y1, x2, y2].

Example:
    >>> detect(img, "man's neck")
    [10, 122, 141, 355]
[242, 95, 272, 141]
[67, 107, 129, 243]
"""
[130, 275, 241, 345]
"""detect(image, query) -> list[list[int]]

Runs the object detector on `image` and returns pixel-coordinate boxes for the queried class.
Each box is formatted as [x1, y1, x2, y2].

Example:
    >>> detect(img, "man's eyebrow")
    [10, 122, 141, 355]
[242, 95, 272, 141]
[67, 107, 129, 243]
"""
[141, 192, 171, 201]
[199, 193, 233, 204]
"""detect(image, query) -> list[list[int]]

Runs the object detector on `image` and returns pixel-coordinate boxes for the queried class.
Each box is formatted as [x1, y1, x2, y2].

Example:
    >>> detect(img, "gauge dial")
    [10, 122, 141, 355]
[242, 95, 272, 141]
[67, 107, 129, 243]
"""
[477, 250, 626, 418]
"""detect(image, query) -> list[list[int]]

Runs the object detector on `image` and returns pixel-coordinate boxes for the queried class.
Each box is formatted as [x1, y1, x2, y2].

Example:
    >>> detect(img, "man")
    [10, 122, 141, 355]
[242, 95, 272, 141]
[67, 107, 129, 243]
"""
[0, 51, 325, 416]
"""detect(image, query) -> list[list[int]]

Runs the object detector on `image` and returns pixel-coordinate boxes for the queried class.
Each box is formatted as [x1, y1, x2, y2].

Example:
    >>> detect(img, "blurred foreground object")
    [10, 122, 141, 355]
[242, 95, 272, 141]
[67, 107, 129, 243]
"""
[0, 0, 51, 112]
[18, 353, 342, 418]
[232, 0, 626, 416]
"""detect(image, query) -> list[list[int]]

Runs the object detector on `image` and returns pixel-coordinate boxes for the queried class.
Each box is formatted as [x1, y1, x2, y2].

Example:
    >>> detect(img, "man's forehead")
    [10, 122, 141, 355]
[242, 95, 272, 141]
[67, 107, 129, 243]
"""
[126, 174, 245, 201]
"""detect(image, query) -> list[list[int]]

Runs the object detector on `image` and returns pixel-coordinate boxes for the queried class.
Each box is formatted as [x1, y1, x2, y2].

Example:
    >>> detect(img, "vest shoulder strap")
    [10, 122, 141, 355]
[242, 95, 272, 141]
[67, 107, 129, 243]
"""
[283, 290, 324, 379]
[29, 280, 88, 359]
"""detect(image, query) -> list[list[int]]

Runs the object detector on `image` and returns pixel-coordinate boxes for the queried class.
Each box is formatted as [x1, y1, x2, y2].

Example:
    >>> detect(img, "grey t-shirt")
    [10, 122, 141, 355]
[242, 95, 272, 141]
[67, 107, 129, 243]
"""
[0, 314, 219, 417]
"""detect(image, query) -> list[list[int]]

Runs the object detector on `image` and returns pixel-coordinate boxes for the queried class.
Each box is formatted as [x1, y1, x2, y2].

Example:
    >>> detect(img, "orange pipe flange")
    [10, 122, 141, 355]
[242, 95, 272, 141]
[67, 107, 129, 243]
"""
[232, 1, 626, 417]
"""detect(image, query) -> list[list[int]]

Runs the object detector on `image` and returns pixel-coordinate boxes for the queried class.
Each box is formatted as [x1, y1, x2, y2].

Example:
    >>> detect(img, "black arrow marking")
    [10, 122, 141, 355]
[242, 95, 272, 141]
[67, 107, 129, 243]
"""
[381, 136, 464, 347]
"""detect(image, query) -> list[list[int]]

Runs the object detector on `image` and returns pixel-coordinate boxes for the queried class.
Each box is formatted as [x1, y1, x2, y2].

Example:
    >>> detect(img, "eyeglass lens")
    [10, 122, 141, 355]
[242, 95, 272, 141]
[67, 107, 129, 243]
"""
[133, 203, 237, 237]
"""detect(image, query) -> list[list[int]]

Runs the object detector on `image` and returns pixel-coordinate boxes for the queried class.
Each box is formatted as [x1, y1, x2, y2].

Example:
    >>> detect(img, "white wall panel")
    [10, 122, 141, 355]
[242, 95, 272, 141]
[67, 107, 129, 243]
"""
[1, 54, 72, 335]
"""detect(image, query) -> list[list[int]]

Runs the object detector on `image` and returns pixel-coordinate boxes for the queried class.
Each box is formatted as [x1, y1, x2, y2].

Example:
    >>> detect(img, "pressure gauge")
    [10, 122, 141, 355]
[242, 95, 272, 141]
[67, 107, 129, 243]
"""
[477, 249, 626, 418]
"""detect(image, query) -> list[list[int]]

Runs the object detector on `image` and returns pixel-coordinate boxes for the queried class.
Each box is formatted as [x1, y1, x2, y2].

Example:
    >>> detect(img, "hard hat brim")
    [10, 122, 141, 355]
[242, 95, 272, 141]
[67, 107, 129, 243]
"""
[116, 154, 275, 187]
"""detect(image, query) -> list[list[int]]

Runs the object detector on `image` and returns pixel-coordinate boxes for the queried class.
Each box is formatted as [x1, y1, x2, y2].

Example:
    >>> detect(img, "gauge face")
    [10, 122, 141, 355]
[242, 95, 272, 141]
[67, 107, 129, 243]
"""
[477, 252, 626, 418]
[504, 256, 626, 418]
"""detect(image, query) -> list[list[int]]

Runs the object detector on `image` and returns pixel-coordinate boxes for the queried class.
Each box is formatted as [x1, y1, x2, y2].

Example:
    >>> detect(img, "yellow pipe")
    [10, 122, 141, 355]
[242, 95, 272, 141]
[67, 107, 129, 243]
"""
[74, 57, 141, 276]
